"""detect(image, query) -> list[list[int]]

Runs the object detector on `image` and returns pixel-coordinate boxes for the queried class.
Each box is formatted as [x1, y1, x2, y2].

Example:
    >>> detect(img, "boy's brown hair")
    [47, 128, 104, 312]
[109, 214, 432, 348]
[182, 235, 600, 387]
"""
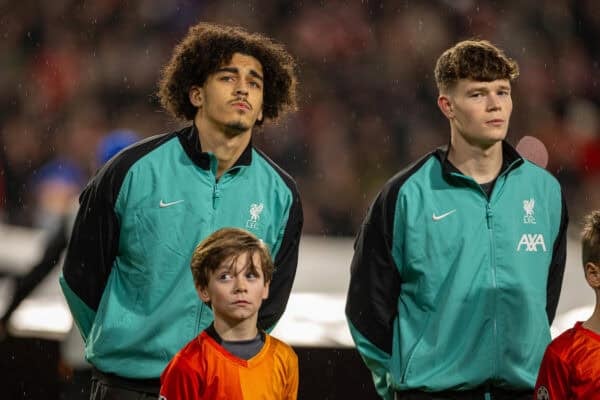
[191, 227, 274, 290]
[434, 39, 520, 93]
[582, 210, 600, 265]
[158, 22, 297, 125]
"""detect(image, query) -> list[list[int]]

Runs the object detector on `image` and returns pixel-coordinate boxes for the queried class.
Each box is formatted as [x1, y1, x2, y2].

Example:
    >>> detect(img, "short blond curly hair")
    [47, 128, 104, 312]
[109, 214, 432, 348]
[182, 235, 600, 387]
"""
[434, 39, 519, 93]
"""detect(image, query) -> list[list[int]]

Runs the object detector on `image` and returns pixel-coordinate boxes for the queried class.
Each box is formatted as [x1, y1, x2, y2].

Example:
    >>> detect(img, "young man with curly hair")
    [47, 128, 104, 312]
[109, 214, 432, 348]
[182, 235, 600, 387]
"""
[60, 22, 302, 399]
[346, 40, 568, 399]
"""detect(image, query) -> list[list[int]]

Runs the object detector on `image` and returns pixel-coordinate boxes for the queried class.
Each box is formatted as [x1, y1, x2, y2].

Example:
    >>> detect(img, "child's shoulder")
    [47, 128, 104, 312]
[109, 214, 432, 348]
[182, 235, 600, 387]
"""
[266, 334, 298, 360]
[173, 332, 206, 360]
[548, 322, 597, 358]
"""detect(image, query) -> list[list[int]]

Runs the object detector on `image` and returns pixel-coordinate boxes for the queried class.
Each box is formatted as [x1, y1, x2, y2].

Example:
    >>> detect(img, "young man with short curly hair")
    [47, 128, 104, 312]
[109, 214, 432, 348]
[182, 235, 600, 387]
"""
[60, 22, 302, 399]
[346, 39, 568, 399]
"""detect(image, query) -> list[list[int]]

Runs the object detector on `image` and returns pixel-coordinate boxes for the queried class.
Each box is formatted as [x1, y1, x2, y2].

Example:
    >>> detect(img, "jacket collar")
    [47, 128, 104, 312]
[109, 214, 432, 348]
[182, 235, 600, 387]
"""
[178, 124, 253, 171]
[436, 140, 524, 179]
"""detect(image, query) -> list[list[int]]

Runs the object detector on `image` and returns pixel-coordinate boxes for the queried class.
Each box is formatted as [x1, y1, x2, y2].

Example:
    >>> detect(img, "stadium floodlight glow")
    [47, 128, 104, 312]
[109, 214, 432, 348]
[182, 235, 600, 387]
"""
[271, 293, 354, 347]
[9, 298, 72, 340]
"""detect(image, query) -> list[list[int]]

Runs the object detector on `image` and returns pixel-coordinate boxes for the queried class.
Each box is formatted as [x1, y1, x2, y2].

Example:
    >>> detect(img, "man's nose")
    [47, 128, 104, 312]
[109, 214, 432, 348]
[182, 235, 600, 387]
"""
[234, 81, 249, 96]
[487, 94, 502, 111]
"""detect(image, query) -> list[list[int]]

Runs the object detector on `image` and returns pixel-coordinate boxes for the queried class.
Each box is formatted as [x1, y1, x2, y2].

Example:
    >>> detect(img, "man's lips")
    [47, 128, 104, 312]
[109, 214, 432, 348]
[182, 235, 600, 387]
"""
[231, 101, 251, 110]
[486, 119, 504, 126]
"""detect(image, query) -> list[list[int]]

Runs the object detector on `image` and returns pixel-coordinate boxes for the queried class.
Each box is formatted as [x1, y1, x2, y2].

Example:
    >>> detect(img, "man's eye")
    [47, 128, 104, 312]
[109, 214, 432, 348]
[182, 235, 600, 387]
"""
[218, 274, 232, 281]
[249, 81, 261, 88]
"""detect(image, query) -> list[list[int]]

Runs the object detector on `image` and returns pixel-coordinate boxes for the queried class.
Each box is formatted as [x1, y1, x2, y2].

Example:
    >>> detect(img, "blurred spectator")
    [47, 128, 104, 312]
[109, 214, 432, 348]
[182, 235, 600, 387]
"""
[0, 0, 598, 236]
[31, 158, 85, 231]
[0, 129, 140, 399]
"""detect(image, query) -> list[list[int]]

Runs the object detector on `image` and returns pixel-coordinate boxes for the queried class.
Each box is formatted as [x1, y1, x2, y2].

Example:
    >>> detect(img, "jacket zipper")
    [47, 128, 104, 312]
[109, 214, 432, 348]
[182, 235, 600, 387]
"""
[212, 181, 221, 210]
[486, 202, 498, 380]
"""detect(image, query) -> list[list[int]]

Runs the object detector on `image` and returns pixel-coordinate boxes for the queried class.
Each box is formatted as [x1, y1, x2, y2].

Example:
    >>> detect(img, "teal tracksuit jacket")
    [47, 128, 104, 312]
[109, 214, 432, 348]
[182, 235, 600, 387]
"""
[60, 125, 302, 379]
[346, 142, 567, 399]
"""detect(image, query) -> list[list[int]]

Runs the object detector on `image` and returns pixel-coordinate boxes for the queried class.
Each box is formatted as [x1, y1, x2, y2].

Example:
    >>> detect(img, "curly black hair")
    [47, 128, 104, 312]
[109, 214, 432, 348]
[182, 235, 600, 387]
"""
[158, 22, 297, 125]
[435, 39, 519, 93]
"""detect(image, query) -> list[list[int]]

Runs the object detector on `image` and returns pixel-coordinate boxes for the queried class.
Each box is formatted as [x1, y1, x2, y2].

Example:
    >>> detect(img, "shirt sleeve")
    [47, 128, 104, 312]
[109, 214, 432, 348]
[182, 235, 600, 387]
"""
[534, 345, 570, 399]
[285, 348, 299, 400]
[159, 356, 203, 400]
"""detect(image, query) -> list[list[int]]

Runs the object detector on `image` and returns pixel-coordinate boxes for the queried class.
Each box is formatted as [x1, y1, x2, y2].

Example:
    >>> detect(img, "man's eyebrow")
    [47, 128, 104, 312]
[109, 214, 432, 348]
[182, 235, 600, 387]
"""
[216, 66, 238, 74]
[467, 83, 511, 92]
[249, 70, 263, 81]
[216, 66, 263, 81]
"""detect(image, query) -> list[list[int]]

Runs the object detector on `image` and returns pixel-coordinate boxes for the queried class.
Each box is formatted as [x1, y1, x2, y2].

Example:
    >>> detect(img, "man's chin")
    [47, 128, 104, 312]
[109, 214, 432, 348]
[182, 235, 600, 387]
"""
[224, 121, 252, 137]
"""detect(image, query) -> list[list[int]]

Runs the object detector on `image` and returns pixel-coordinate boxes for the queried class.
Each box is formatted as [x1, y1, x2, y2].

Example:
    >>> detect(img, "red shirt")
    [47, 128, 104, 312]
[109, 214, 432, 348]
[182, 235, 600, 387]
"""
[534, 321, 600, 399]
[159, 330, 298, 400]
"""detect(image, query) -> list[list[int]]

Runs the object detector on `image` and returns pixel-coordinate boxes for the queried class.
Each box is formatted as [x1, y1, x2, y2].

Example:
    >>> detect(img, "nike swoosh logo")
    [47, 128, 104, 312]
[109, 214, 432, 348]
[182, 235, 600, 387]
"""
[432, 209, 456, 221]
[159, 200, 185, 208]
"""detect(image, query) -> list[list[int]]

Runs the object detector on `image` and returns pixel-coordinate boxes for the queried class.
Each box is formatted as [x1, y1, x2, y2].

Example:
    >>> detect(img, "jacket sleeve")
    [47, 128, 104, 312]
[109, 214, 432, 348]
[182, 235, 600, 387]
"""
[534, 344, 570, 399]
[59, 165, 122, 339]
[345, 187, 402, 400]
[546, 190, 568, 324]
[258, 190, 303, 331]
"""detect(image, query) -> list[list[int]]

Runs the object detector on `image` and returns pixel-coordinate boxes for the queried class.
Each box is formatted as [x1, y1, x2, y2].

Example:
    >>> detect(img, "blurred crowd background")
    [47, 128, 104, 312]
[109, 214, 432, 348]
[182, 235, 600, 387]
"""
[1, 0, 599, 237]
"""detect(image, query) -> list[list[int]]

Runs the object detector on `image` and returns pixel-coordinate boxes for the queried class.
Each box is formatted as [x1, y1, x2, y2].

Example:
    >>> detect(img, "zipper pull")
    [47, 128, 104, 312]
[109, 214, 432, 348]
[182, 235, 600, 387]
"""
[486, 205, 493, 229]
[212, 184, 221, 210]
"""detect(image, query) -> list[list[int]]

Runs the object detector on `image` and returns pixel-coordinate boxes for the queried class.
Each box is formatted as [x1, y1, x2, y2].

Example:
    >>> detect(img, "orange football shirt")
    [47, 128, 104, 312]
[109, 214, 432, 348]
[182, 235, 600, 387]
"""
[534, 321, 600, 399]
[159, 330, 298, 399]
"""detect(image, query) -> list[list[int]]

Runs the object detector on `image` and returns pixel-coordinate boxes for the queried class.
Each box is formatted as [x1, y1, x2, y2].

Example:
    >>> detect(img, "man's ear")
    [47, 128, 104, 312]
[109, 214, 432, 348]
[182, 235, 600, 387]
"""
[189, 86, 203, 108]
[437, 95, 454, 119]
[197, 285, 211, 303]
[585, 262, 600, 288]
[257, 109, 263, 123]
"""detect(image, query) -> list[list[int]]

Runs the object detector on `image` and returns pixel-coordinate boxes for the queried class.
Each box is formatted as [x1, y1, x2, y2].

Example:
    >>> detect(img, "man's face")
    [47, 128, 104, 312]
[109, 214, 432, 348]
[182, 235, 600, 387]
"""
[198, 251, 269, 326]
[195, 53, 264, 135]
[440, 79, 513, 148]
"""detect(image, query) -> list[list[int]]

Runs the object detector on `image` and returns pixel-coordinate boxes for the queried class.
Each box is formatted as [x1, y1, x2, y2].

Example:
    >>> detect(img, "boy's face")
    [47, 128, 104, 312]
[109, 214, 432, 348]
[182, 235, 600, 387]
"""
[198, 251, 269, 325]
[190, 52, 264, 135]
[438, 79, 513, 148]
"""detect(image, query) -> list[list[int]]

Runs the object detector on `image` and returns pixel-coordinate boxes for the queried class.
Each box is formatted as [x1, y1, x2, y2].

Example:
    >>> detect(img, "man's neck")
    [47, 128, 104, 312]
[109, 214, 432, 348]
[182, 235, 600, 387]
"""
[447, 136, 503, 184]
[213, 316, 259, 341]
[195, 119, 252, 178]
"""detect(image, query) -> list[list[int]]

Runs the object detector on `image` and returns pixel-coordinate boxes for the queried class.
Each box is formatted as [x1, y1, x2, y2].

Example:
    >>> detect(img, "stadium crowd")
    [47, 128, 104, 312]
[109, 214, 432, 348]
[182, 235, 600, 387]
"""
[1, 0, 599, 236]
